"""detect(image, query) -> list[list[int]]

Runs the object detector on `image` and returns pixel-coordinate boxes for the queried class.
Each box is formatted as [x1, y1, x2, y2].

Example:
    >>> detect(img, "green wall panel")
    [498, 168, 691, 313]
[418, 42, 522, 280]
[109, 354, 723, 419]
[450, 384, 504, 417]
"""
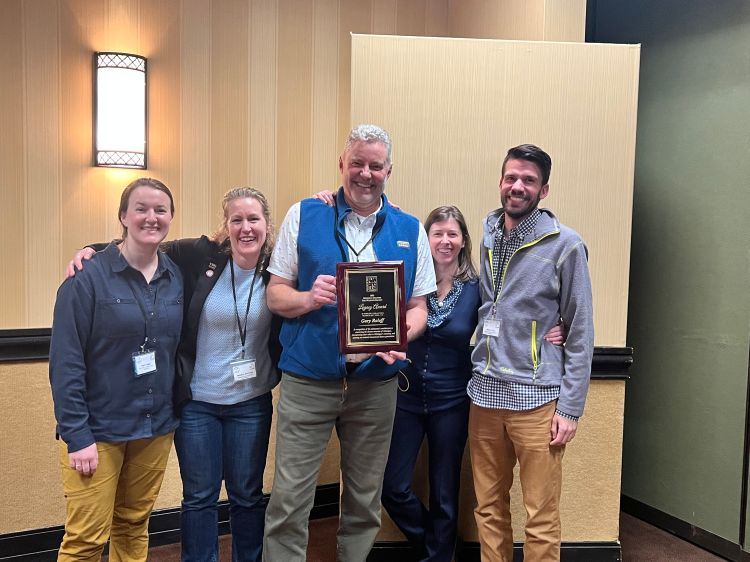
[594, 0, 750, 544]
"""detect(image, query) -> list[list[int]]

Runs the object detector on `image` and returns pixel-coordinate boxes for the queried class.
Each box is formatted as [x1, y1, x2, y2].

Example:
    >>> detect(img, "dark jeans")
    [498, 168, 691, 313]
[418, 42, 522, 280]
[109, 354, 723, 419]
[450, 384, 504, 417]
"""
[174, 394, 272, 562]
[381, 400, 470, 562]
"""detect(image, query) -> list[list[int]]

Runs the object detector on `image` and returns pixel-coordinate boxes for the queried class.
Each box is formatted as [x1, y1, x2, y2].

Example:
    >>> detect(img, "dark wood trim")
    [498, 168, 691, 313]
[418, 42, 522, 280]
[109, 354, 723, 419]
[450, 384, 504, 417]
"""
[368, 540, 622, 561]
[0, 328, 51, 362]
[0, 484, 341, 561]
[621, 495, 750, 562]
[591, 346, 633, 379]
[0, 328, 634, 379]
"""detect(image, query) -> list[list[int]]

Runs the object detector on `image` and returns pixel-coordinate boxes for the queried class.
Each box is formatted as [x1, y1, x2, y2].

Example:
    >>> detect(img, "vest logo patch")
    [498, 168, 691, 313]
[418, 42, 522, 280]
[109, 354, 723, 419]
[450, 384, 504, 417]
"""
[397, 240, 410, 248]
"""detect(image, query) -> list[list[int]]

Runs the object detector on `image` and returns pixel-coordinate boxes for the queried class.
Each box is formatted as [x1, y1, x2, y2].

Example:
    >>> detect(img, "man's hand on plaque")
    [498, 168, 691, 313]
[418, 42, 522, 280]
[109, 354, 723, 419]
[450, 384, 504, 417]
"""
[308, 274, 337, 310]
[375, 350, 407, 365]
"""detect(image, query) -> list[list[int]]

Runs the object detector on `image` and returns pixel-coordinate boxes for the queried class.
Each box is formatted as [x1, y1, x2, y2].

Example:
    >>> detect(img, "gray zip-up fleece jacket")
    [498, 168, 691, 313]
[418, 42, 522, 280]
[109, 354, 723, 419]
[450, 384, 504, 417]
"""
[470, 208, 594, 417]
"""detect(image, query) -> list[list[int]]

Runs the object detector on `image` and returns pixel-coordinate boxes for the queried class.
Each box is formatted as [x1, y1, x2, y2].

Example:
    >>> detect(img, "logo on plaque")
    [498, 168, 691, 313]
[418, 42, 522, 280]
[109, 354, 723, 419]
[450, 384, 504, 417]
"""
[366, 276, 378, 293]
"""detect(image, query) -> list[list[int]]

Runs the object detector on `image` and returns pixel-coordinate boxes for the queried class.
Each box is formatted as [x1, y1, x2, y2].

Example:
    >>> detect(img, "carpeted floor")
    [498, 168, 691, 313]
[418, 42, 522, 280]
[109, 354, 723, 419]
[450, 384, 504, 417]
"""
[147, 512, 727, 561]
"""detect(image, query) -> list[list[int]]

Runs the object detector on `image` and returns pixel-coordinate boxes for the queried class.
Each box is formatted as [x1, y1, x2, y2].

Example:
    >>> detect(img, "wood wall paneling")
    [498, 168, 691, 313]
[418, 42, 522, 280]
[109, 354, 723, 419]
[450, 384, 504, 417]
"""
[371, 0, 397, 35]
[0, 0, 26, 329]
[59, 0, 106, 281]
[396, 0, 428, 36]
[543, 0, 587, 42]
[141, 0, 182, 236]
[336, 1, 373, 160]
[276, 0, 313, 214]
[211, 0, 250, 215]
[310, 0, 340, 194]
[447, 0, 585, 42]
[181, 0, 213, 237]
[425, 0, 450, 37]
[24, 0, 63, 327]
[248, 0, 279, 221]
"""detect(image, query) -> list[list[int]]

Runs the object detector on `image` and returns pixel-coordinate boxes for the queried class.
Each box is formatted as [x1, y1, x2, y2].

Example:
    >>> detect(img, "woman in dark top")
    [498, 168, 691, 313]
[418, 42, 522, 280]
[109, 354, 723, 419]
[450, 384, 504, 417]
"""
[51, 178, 183, 562]
[380, 206, 564, 561]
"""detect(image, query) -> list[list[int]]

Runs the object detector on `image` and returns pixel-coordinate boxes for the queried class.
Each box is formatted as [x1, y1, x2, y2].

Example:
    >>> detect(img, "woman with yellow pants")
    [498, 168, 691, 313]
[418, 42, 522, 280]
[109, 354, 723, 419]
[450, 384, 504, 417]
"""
[50, 178, 183, 561]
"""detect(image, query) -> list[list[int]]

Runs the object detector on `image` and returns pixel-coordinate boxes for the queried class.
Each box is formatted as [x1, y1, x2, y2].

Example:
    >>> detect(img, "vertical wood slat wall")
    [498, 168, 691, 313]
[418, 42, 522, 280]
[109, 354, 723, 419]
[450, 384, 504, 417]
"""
[0, 0, 586, 330]
[0, 0, 592, 537]
[0, 0, 458, 330]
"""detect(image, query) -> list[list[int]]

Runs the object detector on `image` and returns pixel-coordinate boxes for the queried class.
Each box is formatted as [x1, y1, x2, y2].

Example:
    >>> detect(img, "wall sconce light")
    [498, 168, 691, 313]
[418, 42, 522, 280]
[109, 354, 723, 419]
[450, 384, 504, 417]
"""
[93, 52, 147, 168]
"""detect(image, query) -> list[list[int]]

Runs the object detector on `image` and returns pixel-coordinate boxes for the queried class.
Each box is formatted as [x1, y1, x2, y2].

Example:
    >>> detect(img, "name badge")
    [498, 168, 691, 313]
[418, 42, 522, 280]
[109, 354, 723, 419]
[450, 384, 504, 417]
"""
[231, 359, 257, 381]
[132, 349, 157, 377]
[482, 319, 501, 337]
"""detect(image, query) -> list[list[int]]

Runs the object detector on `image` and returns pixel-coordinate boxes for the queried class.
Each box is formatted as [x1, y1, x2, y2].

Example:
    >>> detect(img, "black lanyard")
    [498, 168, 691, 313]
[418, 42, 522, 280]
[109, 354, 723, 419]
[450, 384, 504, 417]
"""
[230, 257, 259, 359]
[125, 275, 158, 351]
[491, 229, 506, 304]
[333, 203, 383, 262]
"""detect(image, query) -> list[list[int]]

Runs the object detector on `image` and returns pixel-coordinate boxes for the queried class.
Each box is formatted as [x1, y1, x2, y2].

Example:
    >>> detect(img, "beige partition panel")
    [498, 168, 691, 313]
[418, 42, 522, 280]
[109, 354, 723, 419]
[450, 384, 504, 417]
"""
[350, 34, 638, 542]
[352, 34, 639, 348]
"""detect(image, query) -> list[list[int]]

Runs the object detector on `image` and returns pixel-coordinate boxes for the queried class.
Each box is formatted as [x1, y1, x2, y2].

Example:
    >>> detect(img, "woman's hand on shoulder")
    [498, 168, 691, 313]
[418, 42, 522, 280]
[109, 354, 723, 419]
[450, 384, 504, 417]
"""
[313, 190, 336, 206]
[65, 247, 97, 278]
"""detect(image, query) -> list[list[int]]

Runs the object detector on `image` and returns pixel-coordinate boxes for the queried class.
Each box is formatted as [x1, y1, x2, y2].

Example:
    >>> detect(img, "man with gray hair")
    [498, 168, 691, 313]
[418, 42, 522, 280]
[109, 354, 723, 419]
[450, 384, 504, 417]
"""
[263, 124, 436, 561]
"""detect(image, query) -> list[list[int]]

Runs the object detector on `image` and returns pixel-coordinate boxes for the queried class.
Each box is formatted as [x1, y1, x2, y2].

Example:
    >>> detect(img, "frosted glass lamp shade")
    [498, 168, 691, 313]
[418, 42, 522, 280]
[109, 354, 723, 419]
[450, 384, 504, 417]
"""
[93, 52, 147, 168]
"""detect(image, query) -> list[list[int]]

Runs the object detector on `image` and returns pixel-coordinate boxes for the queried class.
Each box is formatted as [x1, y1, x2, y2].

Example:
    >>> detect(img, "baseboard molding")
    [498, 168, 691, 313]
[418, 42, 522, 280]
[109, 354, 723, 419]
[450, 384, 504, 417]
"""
[621, 494, 750, 562]
[368, 540, 622, 561]
[0, 483, 341, 561]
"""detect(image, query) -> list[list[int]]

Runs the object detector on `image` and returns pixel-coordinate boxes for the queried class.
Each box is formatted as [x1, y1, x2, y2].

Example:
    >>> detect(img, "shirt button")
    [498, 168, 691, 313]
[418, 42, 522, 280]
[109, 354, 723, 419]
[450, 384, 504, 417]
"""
[116, 298, 121, 303]
[148, 388, 153, 394]
[146, 413, 151, 418]
[150, 312, 155, 316]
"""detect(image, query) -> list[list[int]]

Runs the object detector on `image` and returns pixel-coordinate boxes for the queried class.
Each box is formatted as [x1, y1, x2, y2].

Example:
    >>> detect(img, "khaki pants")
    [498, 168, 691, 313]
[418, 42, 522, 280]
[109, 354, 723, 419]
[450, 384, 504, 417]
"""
[468, 401, 564, 562]
[263, 373, 398, 562]
[57, 433, 174, 562]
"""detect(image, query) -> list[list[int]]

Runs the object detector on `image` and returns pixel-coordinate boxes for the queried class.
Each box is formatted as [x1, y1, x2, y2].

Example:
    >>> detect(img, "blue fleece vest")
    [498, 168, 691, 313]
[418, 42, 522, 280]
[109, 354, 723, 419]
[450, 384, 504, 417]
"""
[279, 190, 420, 380]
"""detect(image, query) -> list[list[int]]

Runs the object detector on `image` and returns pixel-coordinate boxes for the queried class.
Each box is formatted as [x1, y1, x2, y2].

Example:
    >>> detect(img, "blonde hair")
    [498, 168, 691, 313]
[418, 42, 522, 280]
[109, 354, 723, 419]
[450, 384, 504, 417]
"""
[210, 187, 275, 267]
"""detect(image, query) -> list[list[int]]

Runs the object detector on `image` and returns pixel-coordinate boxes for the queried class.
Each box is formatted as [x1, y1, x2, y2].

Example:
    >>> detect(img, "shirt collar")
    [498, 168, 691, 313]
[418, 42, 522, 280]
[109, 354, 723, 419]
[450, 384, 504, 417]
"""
[500, 208, 541, 241]
[335, 187, 388, 229]
[105, 241, 173, 279]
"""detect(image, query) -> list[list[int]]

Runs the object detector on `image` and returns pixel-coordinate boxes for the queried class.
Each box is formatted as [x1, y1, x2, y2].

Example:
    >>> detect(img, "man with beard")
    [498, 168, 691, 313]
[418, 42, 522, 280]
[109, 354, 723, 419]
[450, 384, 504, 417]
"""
[468, 144, 594, 562]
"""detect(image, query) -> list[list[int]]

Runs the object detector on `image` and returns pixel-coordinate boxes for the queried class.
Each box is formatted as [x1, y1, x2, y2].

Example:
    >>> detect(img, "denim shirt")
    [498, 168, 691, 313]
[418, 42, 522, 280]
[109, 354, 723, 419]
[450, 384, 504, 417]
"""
[50, 243, 183, 453]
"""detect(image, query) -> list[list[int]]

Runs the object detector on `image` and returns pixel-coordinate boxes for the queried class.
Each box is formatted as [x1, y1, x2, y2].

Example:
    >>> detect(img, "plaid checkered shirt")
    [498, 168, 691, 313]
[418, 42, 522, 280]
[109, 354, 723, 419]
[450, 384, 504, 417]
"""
[467, 209, 578, 421]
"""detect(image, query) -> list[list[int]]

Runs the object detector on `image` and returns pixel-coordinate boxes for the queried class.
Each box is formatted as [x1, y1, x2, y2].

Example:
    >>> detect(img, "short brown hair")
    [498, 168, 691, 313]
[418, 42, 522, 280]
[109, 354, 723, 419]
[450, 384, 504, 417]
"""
[118, 177, 174, 238]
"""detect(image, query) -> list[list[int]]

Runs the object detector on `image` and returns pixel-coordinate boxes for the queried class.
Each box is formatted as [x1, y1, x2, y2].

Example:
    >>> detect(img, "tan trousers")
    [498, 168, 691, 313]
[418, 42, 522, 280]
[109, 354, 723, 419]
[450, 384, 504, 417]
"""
[57, 433, 174, 562]
[468, 401, 564, 562]
[263, 374, 398, 562]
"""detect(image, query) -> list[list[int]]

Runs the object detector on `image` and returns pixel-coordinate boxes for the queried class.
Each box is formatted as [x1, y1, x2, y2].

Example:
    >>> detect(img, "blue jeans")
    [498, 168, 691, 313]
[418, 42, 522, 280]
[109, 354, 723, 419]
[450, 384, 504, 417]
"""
[381, 400, 469, 562]
[174, 394, 272, 562]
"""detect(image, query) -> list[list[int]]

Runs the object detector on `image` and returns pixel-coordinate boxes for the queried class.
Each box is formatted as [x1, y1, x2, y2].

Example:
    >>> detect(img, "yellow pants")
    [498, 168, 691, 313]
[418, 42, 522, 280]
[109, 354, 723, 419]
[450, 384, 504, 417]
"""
[469, 401, 565, 562]
[57, 433, 174, 562]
